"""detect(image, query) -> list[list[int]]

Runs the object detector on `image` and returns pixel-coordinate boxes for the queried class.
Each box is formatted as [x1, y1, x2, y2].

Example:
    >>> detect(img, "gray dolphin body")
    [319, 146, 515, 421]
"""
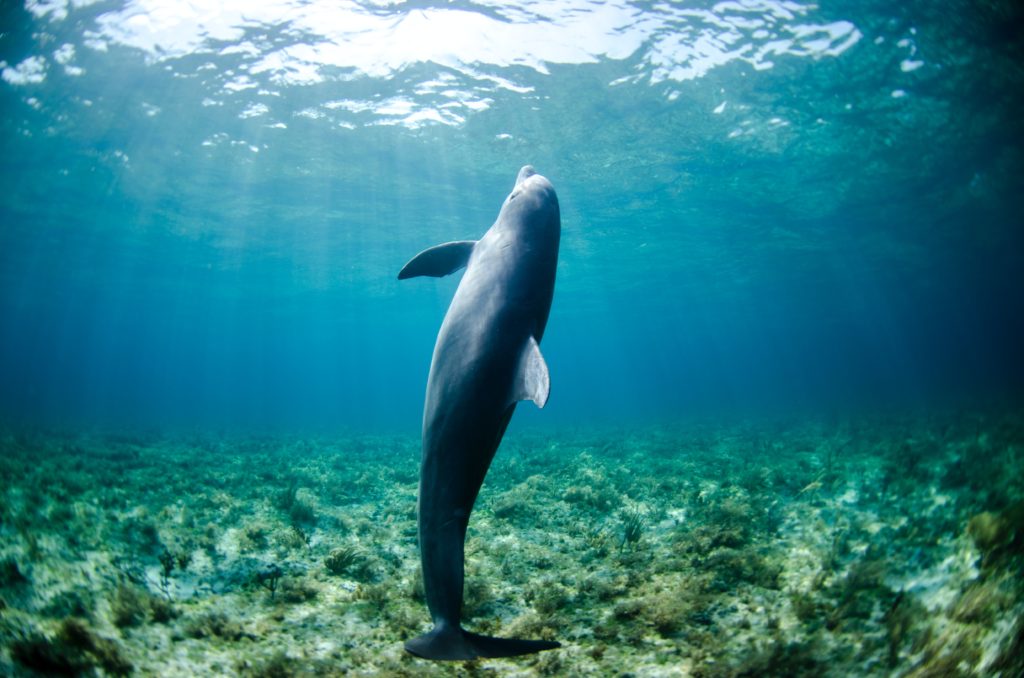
[398, 166, 561, 661]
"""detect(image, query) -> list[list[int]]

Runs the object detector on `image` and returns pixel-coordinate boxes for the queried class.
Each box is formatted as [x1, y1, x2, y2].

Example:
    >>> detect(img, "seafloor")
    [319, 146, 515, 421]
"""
[1, 411, 1022, 677]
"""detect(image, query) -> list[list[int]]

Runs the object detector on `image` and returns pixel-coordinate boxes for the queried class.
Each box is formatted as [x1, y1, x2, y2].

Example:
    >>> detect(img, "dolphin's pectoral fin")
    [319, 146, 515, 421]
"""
[512, 336, 550, 408]
[405, 626, 560, 661]
[398, 241, 477, 279]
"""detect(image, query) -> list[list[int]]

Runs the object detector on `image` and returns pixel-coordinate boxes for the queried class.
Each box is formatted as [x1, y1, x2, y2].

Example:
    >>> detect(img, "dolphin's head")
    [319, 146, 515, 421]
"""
[510, 165, 553, 199]
[501, 165, 559, 242]
[508, 165, 555, 205]
[515, 165, 537, 188]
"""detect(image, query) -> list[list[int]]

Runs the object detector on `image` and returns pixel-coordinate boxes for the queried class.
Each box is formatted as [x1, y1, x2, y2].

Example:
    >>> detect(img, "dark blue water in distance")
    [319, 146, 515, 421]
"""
[0, 0, 1022, 433]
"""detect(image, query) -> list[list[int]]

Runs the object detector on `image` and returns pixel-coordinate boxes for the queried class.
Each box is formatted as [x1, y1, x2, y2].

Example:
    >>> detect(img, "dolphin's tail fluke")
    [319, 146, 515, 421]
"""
[405, 626, 560, 661]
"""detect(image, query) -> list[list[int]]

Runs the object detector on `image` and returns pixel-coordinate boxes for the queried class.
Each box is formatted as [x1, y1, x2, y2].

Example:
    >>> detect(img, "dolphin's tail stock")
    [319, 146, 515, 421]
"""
[404, 625, 560, 661]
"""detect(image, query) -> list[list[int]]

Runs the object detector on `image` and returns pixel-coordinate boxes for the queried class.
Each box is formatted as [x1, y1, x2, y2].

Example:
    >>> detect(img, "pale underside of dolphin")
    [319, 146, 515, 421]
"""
[398, 166, 561, 661]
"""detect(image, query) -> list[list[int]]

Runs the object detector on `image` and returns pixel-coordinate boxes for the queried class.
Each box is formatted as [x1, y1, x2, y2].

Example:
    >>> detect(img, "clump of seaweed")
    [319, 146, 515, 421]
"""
[11, 618, 133, 677]
[238, 651, 300, 678]
[120, 516, 163, 557]
[491, 479, 542, 526]
[693, 638, 822, 678]
[278, 575, 319, 604]
[254, 564, 283, 599]
[282, 525, 311, 551]
[824, 556, 896, 631]
[276, 479, 318, 529]
[42, 588, 95, 620]
[651, 590, 714, 637]
[563, 484, 619, 512]
[0, 556, 31, 608]
[239, 523, 270, 551]
[950, 576, 1013, 626]
[989, 613, 1024, 677]
[110, 583, 151, 628]
[156, 546, 191, 599]
[701, 546, 782, 589]
[582, 527, 615, 561]
[324, 545, 358, 574]
[703, 495, 756, 548]
[109, 578, 179, 626]
[462, 573, 495, 620]
[0, 557, 28, 588]
[912, 630, 984, 676]
[275, 479, 300, 513]
[525, 579, 572, 618]
[324, 545, 374, 581]
[884, 591, 930, 668]
[288, 498, 317, 529]
[184, 611, 249, 641]
[967, 500, 1024, 570]
[149, 595, 178, 624]
[352, 580, 420, 637]
[880, 438, 938, 498]
[562, 462, 620, 512]
[941, 426, 1018, 508]
[619, 507, 646, 552]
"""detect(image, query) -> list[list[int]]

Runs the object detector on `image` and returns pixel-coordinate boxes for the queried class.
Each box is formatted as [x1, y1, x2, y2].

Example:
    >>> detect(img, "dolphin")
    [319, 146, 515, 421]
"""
[398, 165, 561, 661]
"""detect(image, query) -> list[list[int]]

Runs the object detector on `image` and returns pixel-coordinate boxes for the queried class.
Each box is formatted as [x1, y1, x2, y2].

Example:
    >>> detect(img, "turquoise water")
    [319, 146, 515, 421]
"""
[1, 0, 1021, 431]
[1, 4, 1024, 675]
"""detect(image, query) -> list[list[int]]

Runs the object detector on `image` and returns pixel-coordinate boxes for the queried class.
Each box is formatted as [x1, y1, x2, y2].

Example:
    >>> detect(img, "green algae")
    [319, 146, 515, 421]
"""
[0, 412, 1021, 675]
[11, 617, 133, 677]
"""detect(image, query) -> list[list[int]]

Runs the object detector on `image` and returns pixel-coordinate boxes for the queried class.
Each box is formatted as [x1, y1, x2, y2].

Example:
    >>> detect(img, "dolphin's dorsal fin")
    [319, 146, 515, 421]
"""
[512, 336, 550, 408]
[398, 240, 477, 279]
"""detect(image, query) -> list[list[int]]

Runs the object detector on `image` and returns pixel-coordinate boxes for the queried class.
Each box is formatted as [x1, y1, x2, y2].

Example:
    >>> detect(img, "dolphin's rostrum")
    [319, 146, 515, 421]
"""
[398, 166, 561, 660]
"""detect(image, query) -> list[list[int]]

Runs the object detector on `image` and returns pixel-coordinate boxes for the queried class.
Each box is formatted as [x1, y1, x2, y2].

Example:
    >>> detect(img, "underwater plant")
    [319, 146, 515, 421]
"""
[184, 611, 249, 641]
[275, 480, 299, 513]
[255, 564, 283, 599]
[883, 590, 929, 668]
[287, 499, 317, 528]
[0, 557, 27, 588]
[324, 545, 359, 575]
[110, 583, 150, 628]
[967, 501, 1024, 570]
[989, 614, 1024, 677]
[288, 525, 312, 551]
[41, 588, 95, 620]
[237, 651, 300, 678]
[620, 507, 646, 551]
[702, 547, 782, 589]
[692, 638, 822, 678]
[11, 618, 133, 677]
[277, 576, 320, 604]
[824, 556, 896, 631]
[0, 413, 1019, 674]
[157, 548, 175, 598]
[240, 523, 270, 551]
[324, 544, 375, 581]
[524, 579, 572, 618]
